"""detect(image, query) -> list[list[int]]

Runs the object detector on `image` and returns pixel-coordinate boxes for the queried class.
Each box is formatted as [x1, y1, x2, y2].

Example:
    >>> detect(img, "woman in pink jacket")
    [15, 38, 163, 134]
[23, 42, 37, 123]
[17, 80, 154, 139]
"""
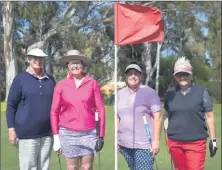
[50, 50, 106, 170]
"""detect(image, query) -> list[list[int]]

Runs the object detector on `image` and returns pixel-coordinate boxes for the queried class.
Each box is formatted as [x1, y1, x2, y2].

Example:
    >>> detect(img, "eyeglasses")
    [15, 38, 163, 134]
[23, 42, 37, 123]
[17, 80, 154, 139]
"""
[68, 61, 83, 68]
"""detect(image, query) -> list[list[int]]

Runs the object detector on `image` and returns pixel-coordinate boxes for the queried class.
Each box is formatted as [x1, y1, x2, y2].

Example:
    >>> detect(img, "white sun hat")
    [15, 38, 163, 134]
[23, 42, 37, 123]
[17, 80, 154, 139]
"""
[25, 48, 48, 57]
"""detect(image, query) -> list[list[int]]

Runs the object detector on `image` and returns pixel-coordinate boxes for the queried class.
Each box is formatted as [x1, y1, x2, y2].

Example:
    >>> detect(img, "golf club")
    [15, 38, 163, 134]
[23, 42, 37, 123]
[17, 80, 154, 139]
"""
[15, 141, 19, 157]
[57, 154, 62, 170]
[95, 111, 102, 170]
[142, 115, 159, 170]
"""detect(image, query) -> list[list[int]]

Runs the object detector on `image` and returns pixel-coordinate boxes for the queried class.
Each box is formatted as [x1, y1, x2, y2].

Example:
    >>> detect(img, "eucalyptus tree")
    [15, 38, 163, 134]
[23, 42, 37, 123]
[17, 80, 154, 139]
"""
[2, 2, 16, 99]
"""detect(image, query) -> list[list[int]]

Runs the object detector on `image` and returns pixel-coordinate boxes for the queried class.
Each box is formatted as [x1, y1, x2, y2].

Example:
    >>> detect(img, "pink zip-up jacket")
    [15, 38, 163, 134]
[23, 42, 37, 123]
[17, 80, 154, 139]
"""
[50, 73, 106, 137]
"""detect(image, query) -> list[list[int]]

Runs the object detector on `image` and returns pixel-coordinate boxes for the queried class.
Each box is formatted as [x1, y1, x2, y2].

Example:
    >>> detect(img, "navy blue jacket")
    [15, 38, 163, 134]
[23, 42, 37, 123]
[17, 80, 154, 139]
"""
[6, 71, 56, 139]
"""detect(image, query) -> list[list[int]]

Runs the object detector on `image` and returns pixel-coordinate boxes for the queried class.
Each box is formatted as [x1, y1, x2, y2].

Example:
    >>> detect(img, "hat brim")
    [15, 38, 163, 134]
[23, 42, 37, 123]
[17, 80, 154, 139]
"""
[173, 70, 192, 75]
[125, 65, 142, 73]
[25, 54, 47, 58]
[59, 55, 91, 67]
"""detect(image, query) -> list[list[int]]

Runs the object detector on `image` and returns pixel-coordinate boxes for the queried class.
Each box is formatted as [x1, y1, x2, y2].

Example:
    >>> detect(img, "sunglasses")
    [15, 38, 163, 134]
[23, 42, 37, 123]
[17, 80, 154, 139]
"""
[126, 69, 141, 76]
[175, 72, 190, 77]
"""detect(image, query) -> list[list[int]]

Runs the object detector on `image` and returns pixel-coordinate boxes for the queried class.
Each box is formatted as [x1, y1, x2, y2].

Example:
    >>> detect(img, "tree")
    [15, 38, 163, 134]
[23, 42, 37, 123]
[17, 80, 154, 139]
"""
[204, 2, 221, 102]
[1, 1, 220, 102]
[0, 57, 5, 101]
[15, 2, 114, 86]
[51, 2, 114, 86]
[16, 1, 61, 75]
[2, 2, 17, 100]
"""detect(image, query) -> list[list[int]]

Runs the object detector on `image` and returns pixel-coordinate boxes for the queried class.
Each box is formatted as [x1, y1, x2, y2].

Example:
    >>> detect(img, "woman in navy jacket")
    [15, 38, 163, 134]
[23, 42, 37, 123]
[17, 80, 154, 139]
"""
[6, 48, 56, 170]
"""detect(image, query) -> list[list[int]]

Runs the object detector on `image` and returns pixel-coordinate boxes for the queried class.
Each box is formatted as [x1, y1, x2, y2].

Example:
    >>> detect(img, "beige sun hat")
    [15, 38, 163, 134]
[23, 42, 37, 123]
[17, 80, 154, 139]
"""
[25, 48, 48, 57]
[59, 50, 91, 67]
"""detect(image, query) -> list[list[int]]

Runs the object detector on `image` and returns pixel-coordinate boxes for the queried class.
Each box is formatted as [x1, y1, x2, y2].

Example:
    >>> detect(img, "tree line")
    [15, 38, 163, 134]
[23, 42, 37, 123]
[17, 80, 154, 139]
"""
[0, 1, 221, 103]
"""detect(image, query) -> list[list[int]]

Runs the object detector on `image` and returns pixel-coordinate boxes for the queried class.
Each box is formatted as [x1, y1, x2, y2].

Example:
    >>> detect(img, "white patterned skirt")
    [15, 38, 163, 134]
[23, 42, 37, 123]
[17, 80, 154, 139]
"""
[59, 126, 97, 158]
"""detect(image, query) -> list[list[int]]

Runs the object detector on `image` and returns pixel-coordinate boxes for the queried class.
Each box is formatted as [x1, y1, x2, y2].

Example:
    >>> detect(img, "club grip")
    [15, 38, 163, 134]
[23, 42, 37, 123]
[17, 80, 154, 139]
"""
[142, 115, 147, 124]
[95, 112, 99, 121]
[142, 115, 152, 142]
[95, 112, 100, 137]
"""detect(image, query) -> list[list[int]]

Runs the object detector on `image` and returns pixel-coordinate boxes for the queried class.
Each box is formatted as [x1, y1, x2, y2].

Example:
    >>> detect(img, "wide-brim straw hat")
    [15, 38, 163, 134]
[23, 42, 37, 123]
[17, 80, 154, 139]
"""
[59, 50, 91, 67]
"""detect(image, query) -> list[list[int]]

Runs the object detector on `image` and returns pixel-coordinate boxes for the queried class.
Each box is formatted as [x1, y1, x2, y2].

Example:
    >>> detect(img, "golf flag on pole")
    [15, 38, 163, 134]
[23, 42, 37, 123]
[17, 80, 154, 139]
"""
[114, 3, 164, 45]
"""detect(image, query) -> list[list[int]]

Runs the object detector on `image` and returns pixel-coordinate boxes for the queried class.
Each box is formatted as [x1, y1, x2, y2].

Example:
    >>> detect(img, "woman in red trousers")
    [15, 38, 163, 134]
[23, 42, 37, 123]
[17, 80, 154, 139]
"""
[163, 57, 217, 170]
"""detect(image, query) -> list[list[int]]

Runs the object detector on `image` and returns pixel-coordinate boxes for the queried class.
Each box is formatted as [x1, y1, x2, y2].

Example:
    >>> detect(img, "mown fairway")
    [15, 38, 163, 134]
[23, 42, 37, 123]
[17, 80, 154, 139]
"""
[1, 103, 221, 170]
[1, 103, 114, 170]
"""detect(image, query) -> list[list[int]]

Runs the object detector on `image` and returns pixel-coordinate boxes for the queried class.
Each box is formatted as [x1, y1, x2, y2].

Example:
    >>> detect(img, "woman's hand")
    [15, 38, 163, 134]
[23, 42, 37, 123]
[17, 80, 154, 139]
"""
[53, 134, 62, 154]
[8, 128, 18, 146]
[151, 140, 160, 157]
[95, 137, 104, 152]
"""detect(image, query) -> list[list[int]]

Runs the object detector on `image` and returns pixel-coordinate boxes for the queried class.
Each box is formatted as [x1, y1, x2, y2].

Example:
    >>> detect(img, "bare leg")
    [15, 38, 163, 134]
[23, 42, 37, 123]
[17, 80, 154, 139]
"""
[80, 155, 94, 170]
[65, 157, 80, 170]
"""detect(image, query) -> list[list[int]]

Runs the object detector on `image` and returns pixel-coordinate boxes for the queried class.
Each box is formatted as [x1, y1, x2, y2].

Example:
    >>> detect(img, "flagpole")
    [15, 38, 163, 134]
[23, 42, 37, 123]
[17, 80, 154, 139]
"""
[114, 2, 118, 169]
[114, 44, 118, 170]
[155, 42, 161, 92]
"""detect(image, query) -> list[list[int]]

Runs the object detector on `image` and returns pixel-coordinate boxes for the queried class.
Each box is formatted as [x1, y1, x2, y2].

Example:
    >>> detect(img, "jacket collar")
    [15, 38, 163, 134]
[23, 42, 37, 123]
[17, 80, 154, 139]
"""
[26, 67, 49, 79]
[67, 72, 93, 85]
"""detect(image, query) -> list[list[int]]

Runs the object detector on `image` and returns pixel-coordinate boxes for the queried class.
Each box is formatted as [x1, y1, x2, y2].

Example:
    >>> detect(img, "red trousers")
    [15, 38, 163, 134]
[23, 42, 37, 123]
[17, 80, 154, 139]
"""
[168, 138, 207, 170]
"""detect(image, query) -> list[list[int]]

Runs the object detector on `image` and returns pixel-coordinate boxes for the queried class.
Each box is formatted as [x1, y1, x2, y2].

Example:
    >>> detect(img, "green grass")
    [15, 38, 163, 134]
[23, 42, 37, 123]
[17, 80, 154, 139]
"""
[1, 103, 221, 170]
[1, 103, 114, 170]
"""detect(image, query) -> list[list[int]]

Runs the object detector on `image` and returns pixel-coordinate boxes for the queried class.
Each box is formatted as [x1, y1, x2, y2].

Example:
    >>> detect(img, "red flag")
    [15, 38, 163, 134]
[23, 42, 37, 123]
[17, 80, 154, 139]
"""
[114, 3, 164, 45]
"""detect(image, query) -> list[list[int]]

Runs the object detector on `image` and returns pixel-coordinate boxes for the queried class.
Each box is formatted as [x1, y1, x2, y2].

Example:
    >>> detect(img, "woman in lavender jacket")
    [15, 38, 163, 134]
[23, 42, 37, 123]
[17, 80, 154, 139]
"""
[117, 62, 162, 170]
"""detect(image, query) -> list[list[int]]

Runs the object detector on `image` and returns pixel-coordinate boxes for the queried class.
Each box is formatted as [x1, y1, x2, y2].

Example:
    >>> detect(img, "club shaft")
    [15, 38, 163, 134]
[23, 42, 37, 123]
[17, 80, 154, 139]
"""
[98, 152, 101, 170]
[95, 111, 101, 170]
[142, 115, 159, 170]
[58, 154, 62, 170]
